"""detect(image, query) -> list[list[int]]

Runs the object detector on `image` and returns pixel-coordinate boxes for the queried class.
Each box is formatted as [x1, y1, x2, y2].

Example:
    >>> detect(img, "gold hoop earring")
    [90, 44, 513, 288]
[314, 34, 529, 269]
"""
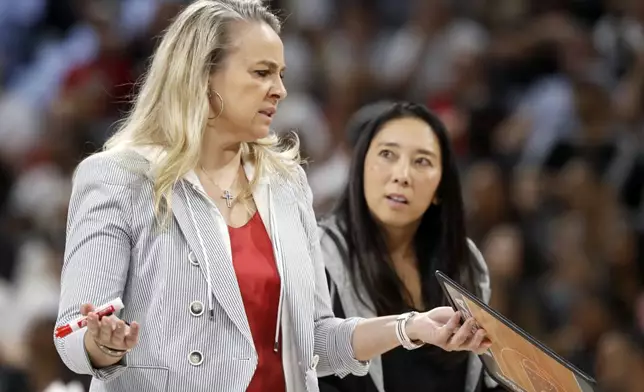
[208, 90, 224, 119]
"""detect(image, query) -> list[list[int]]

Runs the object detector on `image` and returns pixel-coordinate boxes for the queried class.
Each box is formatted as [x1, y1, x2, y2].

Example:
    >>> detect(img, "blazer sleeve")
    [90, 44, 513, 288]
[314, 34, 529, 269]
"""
[467, 238, 499, 389]
[295, 166, 370, 378]
[54, 154, 134, 381]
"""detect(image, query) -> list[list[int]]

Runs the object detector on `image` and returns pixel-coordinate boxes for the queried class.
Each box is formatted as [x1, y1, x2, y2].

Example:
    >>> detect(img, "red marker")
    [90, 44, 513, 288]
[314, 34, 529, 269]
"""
[55, 298, 125, 338]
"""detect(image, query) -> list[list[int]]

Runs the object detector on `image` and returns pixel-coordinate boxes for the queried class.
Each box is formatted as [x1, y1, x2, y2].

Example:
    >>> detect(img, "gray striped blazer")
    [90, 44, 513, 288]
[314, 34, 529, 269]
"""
[54, 148, 369, 392]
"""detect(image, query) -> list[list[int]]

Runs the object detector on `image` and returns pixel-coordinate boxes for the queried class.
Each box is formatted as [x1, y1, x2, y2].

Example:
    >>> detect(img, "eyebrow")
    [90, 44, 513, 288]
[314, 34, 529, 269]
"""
[256, 60, 286, 71]
[378, 141, 438, 158]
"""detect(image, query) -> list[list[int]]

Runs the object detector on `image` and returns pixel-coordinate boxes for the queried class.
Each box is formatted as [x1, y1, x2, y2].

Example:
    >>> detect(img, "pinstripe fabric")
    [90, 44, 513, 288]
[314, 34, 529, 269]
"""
[54, 150, 369, 392]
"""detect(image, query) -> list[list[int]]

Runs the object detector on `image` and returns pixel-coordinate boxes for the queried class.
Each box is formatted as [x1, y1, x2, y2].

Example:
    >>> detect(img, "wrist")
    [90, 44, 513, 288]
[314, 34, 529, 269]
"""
[96, 343, 129, 357]
[395, 312, 424, 350]
[83, 332, 125, 368]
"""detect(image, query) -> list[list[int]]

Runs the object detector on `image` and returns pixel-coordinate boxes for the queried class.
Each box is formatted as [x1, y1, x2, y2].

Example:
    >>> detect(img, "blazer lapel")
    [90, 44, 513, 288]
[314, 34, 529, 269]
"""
[171, 180, 253, 347]
[268, 178, 316, 369]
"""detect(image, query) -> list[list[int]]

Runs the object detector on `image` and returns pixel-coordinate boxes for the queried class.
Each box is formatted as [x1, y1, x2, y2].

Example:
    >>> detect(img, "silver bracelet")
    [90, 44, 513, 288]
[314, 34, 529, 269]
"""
[395, 311, 424, 350]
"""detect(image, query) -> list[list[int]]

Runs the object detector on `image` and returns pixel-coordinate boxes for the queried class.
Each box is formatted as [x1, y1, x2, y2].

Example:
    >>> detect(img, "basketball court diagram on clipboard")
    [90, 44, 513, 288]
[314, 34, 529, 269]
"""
[436, 271, 597, 392]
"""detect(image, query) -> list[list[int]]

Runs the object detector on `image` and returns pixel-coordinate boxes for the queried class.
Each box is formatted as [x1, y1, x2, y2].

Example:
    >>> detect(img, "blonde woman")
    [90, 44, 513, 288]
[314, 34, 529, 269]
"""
[53, 1, 491, 391]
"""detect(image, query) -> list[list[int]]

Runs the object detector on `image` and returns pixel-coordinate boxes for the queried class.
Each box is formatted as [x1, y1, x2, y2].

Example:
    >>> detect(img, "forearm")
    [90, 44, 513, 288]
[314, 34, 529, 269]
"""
[351, 315, 402, 361]
[83, 332, 125, 368]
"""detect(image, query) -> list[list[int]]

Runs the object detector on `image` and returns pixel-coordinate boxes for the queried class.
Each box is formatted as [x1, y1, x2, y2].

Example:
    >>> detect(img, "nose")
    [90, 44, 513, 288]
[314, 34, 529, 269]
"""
[270, 77, 287, 101]
[392, 160, 411, 186]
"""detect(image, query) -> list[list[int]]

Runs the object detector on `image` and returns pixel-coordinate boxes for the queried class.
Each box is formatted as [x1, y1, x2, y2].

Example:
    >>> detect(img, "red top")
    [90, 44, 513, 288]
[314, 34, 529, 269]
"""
[228, 212, 286, 392]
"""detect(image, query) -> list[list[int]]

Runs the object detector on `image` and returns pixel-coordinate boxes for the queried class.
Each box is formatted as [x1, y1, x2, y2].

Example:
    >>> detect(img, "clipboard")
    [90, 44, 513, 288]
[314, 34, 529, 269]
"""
[435, 270, 598, 392]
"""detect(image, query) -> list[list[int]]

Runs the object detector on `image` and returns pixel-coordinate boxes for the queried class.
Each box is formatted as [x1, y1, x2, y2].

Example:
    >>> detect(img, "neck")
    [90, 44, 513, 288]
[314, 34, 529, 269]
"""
[383, 223, 418, 261]
[200, 124, 243, 171]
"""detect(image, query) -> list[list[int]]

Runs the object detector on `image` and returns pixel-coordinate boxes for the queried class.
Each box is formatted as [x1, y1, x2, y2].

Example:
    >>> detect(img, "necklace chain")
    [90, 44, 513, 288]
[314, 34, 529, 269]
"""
[199, 165, 238, 208]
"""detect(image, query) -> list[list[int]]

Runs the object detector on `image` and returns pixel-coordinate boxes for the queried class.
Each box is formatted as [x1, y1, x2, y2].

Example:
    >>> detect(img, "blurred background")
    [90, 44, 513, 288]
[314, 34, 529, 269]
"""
[0, 0, 643, 391]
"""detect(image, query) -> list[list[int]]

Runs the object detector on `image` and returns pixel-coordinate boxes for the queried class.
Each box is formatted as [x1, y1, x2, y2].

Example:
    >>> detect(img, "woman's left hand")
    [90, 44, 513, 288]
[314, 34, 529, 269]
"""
[406, 306, 492, 355]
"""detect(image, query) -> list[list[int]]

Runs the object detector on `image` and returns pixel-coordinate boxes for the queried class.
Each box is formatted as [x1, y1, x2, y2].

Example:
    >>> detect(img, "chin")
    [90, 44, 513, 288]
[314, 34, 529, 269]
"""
[376, 212, 417, 229]
[237, 127, 270, 143]
[249, 125, 271, 140]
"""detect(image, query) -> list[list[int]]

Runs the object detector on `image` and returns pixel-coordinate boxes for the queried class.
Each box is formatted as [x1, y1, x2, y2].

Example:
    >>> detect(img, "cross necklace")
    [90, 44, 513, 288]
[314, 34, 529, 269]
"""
[200, 165, 238, 208]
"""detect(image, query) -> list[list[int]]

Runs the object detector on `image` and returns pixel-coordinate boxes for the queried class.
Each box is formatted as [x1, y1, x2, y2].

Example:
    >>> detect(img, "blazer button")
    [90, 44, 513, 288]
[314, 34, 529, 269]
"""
[190, 301, 204, 317]
[189, 351, 204, 366]
[188, 251, 199, 266]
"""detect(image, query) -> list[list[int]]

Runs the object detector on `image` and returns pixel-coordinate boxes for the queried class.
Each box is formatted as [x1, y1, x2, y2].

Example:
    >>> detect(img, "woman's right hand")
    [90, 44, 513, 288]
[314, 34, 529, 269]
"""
[408, 307, 491, 355]
[81, 303, 140, 363]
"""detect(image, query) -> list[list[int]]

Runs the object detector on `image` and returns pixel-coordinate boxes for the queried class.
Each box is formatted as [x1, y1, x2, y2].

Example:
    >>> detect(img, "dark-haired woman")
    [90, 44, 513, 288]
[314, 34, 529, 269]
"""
[318, 102, 500, 392]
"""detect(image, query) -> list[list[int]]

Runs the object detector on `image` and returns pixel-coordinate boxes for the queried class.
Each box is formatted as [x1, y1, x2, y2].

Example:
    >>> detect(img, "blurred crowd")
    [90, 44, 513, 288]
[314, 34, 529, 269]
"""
[0, 0, 643, 391]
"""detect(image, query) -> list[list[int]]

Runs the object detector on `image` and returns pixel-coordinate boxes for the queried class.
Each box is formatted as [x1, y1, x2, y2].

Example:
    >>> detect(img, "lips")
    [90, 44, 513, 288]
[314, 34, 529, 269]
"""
[259, 107, 276, 118]
[385, 194, 408, 204]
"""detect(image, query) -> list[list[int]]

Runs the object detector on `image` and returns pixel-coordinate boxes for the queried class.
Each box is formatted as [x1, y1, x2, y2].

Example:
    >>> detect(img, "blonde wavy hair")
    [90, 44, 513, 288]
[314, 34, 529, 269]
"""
[104, 0, 300, 223]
